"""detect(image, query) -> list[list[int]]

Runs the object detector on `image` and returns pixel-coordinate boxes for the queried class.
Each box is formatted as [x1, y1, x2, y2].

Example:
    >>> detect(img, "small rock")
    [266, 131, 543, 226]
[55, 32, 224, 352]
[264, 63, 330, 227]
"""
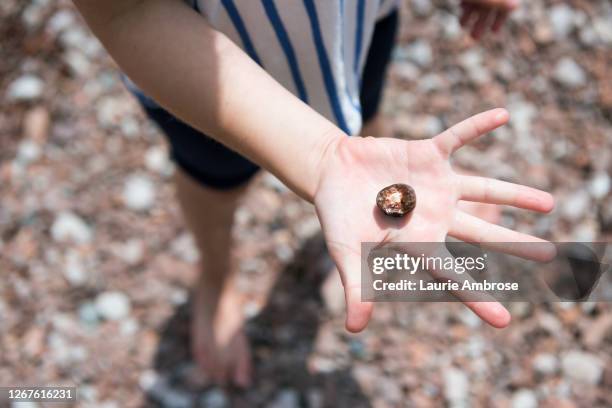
[95, 291, 131, 321]
[411, 0, 432, 17]
[16, 140, 41, 164]
[145, 146, 172, 176]
[406, 40, 432, 68]
[199, 389, 228, 408]
[533, 353, 558, 375]
[7, 75, 45, 101]
[138, 370, 159, 391]
[268, 389, 300, 408]
[51, 212, 93, 244]
[561, 190, 590, 221]
[96, 96, 123, 128]
[116, 239, 144, 265]
[122, 174, 156, 211]
[554, 58, 587, 89]
[376, 377, 402, 403]
[171, 233, 199, 263]
[561, 351, 603, 384]
[511, 389, 538, 408]
[78, 301, 99, 327]
[549, 4, 575, 39]
[443, 367, 469, 404]
[63, 50, 91, 77]
[588, 172, 610, 199]
[63, 250, 87, 286]
[47, 9, 75, 34]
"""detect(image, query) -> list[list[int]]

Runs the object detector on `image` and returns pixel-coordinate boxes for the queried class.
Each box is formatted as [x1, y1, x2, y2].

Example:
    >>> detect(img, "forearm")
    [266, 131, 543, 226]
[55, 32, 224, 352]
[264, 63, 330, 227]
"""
[72, 0, 344, 201]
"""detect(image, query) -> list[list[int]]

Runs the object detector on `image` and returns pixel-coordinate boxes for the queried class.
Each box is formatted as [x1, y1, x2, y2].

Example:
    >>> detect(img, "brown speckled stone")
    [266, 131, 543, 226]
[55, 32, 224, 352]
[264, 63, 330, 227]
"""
[376, 183, 416, 217]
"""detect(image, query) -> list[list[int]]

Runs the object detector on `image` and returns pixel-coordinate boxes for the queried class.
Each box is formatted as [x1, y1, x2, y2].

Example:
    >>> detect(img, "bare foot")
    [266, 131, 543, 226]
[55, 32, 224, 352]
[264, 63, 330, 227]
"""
[191, 275, 252, 387]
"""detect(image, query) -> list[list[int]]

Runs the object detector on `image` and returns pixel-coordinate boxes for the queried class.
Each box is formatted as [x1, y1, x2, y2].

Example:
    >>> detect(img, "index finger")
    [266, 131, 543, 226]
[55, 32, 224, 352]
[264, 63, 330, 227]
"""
[433, 108, 509, 158]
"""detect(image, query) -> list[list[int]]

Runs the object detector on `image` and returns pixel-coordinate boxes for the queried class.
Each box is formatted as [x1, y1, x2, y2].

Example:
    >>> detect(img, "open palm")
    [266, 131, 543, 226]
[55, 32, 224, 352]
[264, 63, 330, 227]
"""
[314, 109, 554, 332]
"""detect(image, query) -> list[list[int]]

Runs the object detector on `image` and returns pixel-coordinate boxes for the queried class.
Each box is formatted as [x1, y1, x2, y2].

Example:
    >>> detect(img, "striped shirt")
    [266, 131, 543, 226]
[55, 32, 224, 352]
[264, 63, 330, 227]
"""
[189, 0, 399, 135]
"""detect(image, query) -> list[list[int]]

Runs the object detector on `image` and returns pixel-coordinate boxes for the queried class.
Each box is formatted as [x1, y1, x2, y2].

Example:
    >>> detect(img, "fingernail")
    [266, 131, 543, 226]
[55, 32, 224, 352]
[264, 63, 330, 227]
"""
[495, 110, 509, 122]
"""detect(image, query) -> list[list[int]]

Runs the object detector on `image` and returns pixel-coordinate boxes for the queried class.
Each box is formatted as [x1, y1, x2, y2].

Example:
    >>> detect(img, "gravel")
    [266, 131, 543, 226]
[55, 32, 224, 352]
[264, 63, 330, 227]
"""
[94, 291, 131, 321]
[51, 212, 93, 244]
[7, 75, 44, 101]
[561, 351, 604, 385]
[122, 174, 156, 211]
[554, 58, 587, 89]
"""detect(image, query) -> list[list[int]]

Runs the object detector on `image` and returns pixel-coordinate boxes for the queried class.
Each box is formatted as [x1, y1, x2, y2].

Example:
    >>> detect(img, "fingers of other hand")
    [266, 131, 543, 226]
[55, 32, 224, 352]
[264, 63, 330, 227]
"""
[460, 0, 518, 38]
[458, 176, 555, 213]
[433, 108, 509, 158]
[449, 211, 556, 262]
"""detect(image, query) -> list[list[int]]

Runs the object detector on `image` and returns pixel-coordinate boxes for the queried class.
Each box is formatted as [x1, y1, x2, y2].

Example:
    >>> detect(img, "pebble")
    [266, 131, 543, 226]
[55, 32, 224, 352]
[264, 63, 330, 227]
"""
[199, 389, 228, 408]
[94, 291, 131, 321]
[171, 233, 199, 263]
[144, 146, 172, 176]
[78, 301, 100, 327]
[7, 75, 45, 101]
[588, 172, 610, 199]
[411, 0, 432, 17]
[443, 367, 469, 404]
[406, 40, 433, 68]
[63, 50, 91, 77]
[268, 389, 300, 408]
[549, 4, 575, 39]
[63, 250, 87, 286]
[116, 239, 144, 265]
[16, 140, 41, 165]
[532, 353, 558, 375]
[51, 212, 93, 244]
[47, 9, 75, 34]
[561, 190, 590, 221]
[561, 351, 603, 384]
[122, 174, 156, 211]
[511, 389, 538, 408]
[554, 58, 587, 89]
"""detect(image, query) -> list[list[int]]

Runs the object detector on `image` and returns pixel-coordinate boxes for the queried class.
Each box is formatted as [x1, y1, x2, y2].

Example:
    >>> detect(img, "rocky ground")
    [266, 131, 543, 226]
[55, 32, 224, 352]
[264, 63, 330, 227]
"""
[1, 0, 611, 407]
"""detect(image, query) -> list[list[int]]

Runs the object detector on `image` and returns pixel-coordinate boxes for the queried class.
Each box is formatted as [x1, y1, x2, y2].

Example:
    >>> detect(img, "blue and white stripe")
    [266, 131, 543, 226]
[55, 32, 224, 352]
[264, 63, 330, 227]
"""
[191, 0, 398, 135]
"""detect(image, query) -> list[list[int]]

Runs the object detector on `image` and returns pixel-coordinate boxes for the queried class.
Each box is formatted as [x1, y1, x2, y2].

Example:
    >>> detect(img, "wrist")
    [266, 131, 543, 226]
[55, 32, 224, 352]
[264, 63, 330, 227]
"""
[306, 126, 345, 203]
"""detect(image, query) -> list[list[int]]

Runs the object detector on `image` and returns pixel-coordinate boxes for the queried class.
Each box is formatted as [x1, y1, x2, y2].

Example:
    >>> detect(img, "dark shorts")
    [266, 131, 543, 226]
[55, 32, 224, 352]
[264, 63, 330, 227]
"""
[126, 10, 398, 190]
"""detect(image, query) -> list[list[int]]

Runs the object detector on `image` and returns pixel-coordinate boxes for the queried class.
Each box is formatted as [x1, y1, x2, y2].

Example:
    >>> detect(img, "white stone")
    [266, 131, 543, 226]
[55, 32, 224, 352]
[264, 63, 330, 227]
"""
[411, 0, 432, 17]
[533, 353, 558, 375]
[561, 190, 590, 221]
[549, 4, 575, 39]
[407, 40, 433, 68]
[145, 146, 172, 176]
[95, 291, 131, 321]
[7, 75, 44, 101]
[561, 351, 603, 384]
[511, 389, 538, 408]
[171, 233, 199, 263]
[47, 9, 75, 34]
[122, 175, 156, 211]
[554, 58, 587, 89]
[443, 367, 469, 404]
[588, 172, 610, 199]
[51, 212, 93, 244]
[63, 250, 87, 286]
[199, 389, 228, 408]
[16, 140, 41, 164]
[116, 239, 144, 265]
[63, 50, 91, 77]
[269, 389, 300, 408]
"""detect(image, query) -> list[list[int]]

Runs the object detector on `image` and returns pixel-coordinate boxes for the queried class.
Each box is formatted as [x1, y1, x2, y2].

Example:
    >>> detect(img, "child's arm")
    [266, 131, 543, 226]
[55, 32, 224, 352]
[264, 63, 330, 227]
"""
[74, 0, 554, 332]
[72, 0, 343, 202]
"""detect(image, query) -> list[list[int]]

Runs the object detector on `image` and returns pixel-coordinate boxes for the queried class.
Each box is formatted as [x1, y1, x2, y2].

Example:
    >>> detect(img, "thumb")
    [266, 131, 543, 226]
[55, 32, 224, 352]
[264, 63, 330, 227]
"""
[333, 250, 374, 332]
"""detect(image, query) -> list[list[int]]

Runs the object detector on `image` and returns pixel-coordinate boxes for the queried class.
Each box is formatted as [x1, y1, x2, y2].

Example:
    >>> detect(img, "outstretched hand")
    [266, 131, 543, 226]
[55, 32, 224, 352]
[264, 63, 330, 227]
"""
[314, 108, 554, 333]
[459, 0, 519, 39]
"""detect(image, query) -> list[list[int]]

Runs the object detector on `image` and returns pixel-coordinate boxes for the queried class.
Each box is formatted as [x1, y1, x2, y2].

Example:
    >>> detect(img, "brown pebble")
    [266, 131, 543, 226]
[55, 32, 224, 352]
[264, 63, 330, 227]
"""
[376, 183, 416, 217]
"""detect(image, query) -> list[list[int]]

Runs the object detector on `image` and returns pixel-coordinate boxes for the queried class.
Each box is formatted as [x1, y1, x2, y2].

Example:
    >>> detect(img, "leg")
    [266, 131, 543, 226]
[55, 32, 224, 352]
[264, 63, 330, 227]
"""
[175, 168, 252, 387]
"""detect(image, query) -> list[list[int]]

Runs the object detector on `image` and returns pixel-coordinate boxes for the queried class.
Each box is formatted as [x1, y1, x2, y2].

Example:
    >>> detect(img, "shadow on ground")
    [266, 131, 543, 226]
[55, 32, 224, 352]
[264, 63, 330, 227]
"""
[148, 233, 371, 407]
